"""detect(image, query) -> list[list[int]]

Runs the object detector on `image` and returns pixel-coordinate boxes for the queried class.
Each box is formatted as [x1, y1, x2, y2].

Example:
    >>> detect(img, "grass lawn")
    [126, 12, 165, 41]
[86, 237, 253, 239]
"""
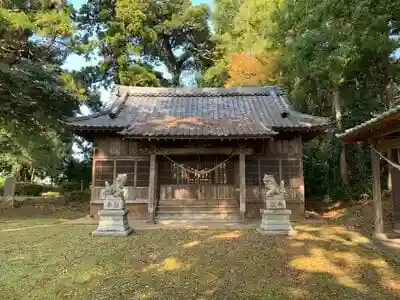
[0, 201, 399, 300]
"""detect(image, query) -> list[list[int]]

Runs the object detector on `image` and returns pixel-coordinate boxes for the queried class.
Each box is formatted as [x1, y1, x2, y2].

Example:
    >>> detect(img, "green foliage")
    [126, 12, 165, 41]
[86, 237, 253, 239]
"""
[0, 0, 98, 178]
[201, 0, 284, 87]
[304, 137, 373, 201]
[15, 183, 50, 197]
[63, 190, 90, 203]
[74, 0, 214, 87]
[58, 155, 92, 191]
[275, 0, 400, 200]
[276, 0, 400, 115]
[58, 182, 83, 194]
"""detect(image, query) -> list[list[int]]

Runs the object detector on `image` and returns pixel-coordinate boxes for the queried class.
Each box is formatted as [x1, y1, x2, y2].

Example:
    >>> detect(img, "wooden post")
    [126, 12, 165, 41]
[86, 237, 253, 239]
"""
[390, 148, 400, 233]
[371, 147, 384, 237]
[147, 153, 156, 223]
[91, 146, 96, 203]
[239, 149, 246, 223]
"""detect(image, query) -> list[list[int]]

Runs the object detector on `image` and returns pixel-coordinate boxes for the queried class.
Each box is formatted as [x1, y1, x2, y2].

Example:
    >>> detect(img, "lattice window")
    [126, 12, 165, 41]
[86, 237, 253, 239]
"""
[259, 159, 280, 183]
[136, 161, 150, 187]
[281, 159, 301, 187]
[115, 160, 135, 186]
[214, 156, 234, 184]
[94, 160, 114, 186]
[245, 158, 259, 185]
[94, 159, 150, 187]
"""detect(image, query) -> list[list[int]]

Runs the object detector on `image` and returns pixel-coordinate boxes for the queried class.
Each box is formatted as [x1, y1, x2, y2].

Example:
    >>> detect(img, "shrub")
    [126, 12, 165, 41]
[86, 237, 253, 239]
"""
[63, 190, 90, 203]
[0, 176, 4, 195]
[304, 136, 372, 202]
[15, 183, 50, 196]
[58, 182, 82, 194]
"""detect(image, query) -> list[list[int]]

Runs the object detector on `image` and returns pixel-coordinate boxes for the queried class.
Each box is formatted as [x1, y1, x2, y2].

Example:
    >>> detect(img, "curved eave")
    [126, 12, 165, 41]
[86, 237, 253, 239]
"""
[337, 106, 400, 143]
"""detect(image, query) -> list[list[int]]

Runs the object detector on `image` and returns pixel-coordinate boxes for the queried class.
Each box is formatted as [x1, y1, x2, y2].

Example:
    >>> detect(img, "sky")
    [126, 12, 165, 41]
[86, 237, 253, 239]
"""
[63, 0, 214, 108]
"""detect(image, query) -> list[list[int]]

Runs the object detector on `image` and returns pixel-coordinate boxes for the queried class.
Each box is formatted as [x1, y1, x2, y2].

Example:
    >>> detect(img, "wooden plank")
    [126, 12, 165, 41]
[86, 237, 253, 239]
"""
[239, 149, 246, 223]
[94, 154, 150, 160]
[91, 186, 148, 202]
[376, 138, 400, 151]
[155, 148, 253, 155]
[371, 147, 384, 236]
[390, 148, 400, 232]
[369, 121, 400, 140]
[147, 153, 156, 223]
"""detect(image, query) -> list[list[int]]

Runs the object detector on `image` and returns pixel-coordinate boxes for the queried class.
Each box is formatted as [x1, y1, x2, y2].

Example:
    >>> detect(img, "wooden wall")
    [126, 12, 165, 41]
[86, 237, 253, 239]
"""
[244, 137, 304, 218]
[91, 137, 151, 202]
[90, 135, 305, 217]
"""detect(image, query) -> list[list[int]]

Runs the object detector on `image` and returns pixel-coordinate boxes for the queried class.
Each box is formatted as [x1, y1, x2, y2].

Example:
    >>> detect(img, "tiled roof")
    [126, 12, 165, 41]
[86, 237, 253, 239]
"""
[67, 85, 331, 138]
[337, 105, 400, 142]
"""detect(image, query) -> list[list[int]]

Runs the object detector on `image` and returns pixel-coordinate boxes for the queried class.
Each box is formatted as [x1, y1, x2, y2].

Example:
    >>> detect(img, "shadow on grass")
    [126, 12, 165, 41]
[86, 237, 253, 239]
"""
[0, 217, 399, 299]
[0, 200, 88, 229]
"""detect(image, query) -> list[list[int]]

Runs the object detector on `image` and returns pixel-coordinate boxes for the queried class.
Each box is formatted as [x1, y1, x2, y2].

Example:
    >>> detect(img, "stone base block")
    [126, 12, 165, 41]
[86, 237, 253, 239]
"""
[258, 208, 294, 236]
[257, 228, 296, 236]
[92, 209, 133, 237]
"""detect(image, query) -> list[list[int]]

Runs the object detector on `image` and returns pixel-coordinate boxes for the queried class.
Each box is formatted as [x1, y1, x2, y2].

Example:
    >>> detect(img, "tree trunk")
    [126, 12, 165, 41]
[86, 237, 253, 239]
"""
[333, 89, 349, 185]
[30, 167, 35, 183]
[172, 72, 180, 87]
[386, 80, 394, 191]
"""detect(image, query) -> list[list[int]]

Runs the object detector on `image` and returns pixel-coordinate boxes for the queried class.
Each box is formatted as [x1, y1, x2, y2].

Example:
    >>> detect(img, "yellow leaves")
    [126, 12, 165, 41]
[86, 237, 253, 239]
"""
[210, 231, 241, 240]
[183, 240, 202, 248]
[225, 51, 281, 87]
[142, 257, 190, 273]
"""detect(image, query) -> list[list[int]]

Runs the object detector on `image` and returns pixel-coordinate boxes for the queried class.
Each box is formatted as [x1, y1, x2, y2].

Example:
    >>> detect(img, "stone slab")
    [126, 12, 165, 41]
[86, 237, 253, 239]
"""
[98, 209, 129, 216]
[265, 195, 286, 209]
[92, 228, 133, 236]
[3, 176, 15, 201]
[260, 209, 292, 215]
[93, 208, 133, 237]
[257, 228, 296, 236]
[260, 222, 293, 231]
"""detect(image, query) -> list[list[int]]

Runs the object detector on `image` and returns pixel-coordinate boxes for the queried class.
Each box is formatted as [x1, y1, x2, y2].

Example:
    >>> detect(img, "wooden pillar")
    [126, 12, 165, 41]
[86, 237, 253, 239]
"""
[388, 150, 393, 192]
[91, 146, 96, 203]
[147, 153, 156, 223]
[371, 147, 384, 237]
[390, 148, 400, 233]
[239, 149, 246, 223]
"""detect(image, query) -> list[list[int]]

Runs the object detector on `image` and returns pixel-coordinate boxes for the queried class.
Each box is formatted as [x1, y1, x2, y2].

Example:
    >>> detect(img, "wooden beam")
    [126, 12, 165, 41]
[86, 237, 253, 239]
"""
[239, 149, 246, 223]
[376, 138, 400, 151]
[371, 147, 384, 237]
[147, 153, 156, 223]
[155, 148, 253, 155]
[368, 121, 400, 141]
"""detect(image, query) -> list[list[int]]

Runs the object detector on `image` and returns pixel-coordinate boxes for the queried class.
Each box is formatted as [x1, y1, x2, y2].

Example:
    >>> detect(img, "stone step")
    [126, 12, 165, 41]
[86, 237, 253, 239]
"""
[157, 206, 238, 213]
[157, 199, 238, 206]
[157, 209, 238, 215]
[156, 213, 240, 221]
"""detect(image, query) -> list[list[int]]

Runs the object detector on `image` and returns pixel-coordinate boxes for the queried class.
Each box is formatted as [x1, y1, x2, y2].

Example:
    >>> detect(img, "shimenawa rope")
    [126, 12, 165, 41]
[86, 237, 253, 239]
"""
[162, 150, 240, 177]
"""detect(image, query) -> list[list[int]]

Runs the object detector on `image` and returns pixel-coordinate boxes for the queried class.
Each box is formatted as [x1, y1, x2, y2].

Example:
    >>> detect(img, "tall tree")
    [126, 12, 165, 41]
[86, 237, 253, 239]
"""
[277, 0, 400, 187]
[201, 0, 284, 87]
[74, 0, 214, 87]
[0, 0, 92, 177]
[225, 52, 281, 87]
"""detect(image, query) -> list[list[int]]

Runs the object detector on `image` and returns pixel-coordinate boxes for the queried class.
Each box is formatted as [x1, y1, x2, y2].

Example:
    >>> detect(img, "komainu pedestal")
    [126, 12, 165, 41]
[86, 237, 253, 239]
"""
[92, 174, 133, 237]
[257, 174, 294, 236]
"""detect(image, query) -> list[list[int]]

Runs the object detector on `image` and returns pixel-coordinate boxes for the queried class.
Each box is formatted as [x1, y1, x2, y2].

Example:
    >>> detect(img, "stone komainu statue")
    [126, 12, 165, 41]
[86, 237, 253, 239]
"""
[102, 173, 127, 200]
[263, 174, 285, 197]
